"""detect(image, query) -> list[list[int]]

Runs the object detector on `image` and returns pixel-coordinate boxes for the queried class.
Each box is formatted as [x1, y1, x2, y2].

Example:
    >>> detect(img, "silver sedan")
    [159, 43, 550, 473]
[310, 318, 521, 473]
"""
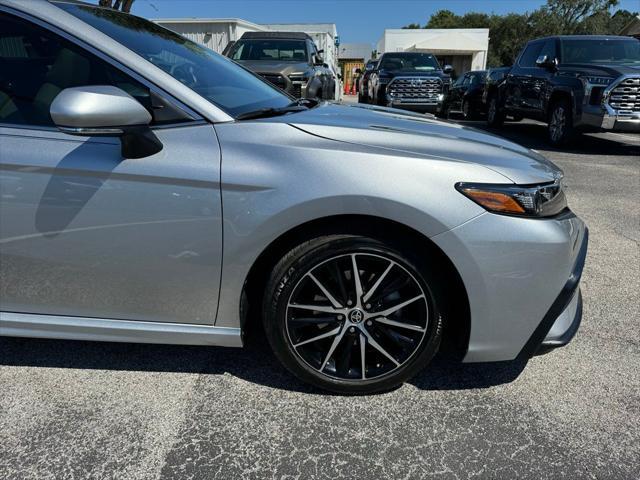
[0, 0, 587, 394]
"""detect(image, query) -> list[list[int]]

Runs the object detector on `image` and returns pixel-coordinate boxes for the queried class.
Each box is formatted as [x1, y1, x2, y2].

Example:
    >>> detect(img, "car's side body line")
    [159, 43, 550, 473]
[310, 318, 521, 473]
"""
[0, 311, 243, 347]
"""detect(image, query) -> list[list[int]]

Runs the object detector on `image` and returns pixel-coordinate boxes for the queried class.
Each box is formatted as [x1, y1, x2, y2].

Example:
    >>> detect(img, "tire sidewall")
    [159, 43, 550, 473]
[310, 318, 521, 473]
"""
[548, 99, 574, 146]
[263, 236, 443, 394]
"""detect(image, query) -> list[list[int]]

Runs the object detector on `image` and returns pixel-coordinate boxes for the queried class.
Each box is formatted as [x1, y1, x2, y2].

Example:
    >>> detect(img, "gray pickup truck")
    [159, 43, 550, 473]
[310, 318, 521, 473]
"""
[225, 31, 336, 100]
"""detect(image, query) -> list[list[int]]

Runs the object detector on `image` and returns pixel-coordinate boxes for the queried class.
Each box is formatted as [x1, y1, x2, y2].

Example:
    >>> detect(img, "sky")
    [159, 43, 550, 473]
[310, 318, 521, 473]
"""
[129, 0, 639, 45]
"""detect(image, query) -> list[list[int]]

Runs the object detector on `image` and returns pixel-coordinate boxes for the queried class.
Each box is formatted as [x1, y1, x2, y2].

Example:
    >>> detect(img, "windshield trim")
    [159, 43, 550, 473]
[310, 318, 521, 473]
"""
[18, 0, 234, 123]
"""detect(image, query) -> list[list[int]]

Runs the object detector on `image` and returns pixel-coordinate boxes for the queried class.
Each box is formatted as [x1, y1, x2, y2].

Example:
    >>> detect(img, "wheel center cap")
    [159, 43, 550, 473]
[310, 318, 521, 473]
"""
[349, 309, 364, 324]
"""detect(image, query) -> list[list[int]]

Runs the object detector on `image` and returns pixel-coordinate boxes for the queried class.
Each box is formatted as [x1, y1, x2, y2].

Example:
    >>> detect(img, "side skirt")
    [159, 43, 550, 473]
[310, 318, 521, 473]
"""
[0, 312, 243, 347]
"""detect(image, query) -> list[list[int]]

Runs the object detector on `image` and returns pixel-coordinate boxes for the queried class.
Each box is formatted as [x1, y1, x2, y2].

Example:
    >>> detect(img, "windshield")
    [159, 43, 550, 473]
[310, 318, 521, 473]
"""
[231, 39, 308, 62]
[56, 3, 292, 118]
[561, 39, 640, 65]
[379, 53, 440, 72]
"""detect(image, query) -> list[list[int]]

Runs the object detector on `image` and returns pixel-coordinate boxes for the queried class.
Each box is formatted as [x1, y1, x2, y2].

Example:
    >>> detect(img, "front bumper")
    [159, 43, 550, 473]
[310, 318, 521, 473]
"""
[581, 104, 640, 133]
[388, 100, 440, 113]
[519, 227, 588, 358]
[537, 289, 582, 355]
[431, 210, 588, 363]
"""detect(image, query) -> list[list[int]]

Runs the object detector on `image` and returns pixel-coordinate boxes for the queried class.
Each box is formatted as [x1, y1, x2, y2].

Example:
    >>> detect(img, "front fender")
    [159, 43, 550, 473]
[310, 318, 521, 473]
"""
[212, 121, 503, 327]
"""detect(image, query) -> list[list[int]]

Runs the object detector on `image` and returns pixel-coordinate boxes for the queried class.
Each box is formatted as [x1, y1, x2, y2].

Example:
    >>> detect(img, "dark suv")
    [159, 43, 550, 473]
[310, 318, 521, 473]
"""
[367, 52, 453, 114]
[442, 70, 487, 120]
[489, 35, 640, 145]
[226, 31, 335, 100]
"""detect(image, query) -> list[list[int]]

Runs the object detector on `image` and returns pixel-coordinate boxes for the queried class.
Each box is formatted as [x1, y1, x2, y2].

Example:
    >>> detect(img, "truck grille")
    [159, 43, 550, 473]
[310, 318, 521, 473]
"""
[259, 73, 287, 91]
[387, 77, 442, 102]
[291, 83, 303, 98]
[607, 77, 640, 113]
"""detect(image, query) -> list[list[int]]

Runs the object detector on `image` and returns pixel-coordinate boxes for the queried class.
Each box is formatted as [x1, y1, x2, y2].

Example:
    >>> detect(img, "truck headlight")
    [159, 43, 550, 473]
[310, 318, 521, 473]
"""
[579, 76, 613, 86]
[456, 179, 567, 217]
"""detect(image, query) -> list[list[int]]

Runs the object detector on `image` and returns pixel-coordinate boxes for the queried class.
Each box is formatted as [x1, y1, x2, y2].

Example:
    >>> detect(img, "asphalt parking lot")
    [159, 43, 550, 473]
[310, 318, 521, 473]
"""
[1, 112, 638, 480]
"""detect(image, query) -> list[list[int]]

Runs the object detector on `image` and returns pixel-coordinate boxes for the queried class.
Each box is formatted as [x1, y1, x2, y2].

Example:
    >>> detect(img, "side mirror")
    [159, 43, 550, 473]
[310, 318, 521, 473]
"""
[443, 65, 454, 74]
[50, 86, 163, 159]
[536, 55, 557, 70]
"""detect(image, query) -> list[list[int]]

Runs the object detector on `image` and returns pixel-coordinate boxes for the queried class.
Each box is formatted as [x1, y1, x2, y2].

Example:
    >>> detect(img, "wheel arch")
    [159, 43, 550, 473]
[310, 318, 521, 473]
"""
[240, 214, 471, 360]
[547, 88, 575, 119]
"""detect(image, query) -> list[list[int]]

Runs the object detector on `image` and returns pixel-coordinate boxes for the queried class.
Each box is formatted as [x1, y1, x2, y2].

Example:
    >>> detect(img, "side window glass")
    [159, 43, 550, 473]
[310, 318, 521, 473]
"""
[538, 40, 557, 63]
[0, 13, 190, 128]
[519, 42, 545, 68]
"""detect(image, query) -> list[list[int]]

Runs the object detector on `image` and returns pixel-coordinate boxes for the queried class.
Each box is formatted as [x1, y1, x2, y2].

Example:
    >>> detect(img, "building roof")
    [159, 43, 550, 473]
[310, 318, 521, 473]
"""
[152, 18, 265, 31]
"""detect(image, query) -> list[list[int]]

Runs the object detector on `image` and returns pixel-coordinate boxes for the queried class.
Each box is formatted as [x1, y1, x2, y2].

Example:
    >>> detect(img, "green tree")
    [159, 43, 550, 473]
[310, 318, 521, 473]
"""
[543, 0, 619, 33]
[403, 0, 638, 69]
[425, 10, 460, 29]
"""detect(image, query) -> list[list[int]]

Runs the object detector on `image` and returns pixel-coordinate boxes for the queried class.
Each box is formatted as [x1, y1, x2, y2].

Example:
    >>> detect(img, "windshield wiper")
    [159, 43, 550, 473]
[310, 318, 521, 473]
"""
[235, 98, 320, 121]
[236, 104, 308, 121]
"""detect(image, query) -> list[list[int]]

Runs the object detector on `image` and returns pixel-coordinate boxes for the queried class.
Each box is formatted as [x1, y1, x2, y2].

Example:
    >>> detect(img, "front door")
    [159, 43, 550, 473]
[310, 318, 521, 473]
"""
[0, 12, 223, 325]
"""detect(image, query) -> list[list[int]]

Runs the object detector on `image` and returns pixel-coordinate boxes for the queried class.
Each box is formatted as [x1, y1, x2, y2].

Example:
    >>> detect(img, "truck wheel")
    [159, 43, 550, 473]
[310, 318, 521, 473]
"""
[375, 88, 386, 106]
[462, 100, 479, 120]
[486, 96, 504, 127]
[358, 91, 368, 104]
[548, 98, 575, 147]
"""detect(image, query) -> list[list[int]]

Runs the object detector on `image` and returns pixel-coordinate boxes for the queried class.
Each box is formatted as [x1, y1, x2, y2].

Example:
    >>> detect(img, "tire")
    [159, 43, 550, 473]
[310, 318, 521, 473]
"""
[262, 235, 443, 394]
[547, 98, 575, 147]
[358, 91, 368, 104]
[375, 87, 386, 106]
[486, 95, 504, 127]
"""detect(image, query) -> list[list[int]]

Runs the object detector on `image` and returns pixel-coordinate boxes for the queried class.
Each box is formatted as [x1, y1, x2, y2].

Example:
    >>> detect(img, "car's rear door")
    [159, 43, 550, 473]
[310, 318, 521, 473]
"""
[0, 11, 223, 325]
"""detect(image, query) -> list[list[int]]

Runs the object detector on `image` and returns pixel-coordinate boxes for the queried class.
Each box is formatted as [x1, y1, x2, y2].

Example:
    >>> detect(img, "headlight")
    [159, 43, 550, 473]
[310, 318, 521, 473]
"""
[456, 179, 567, 217]
[579, 76, 614, 86]
[289, 73, 309, 83]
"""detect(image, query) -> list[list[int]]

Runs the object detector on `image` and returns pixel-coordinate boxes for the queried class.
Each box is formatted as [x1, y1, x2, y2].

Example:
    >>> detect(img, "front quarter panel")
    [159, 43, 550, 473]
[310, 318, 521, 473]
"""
[213, 121, 511, 327]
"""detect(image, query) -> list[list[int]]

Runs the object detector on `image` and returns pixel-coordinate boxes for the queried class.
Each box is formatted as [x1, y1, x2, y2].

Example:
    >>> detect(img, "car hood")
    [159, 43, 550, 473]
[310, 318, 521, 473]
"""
[271, 103, 561, 184]
[560, 63, 640, 77]
[235, 60, 310, 76]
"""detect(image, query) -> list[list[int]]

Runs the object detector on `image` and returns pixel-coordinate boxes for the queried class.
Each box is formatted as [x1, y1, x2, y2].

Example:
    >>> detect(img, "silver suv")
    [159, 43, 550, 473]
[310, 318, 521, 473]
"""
[0, 0, 587, 394]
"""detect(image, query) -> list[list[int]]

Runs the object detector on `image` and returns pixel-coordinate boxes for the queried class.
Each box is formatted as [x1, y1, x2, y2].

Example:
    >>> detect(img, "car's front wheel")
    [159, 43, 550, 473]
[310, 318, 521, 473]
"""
[486, 95, 504, 127]
[262, 235, 443, 394]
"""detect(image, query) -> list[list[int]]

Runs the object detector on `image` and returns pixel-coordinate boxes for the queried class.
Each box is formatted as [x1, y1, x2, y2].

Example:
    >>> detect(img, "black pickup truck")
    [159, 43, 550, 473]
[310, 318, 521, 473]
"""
[366, 52, 453, 114]
[488, 35, 640, 146]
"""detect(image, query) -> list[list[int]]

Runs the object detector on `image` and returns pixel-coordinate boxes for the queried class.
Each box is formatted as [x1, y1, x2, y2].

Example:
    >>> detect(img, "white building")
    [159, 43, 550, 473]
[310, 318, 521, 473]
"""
[154, 18, 266, 54]
[154, 19, 339, 71]
[338, 43, 372, 63]
[376, 29, 490, 73]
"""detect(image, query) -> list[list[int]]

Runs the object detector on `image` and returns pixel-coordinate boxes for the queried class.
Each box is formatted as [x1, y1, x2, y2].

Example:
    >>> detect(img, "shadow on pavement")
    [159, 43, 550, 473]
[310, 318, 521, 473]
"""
[457, 119, 639, 157]
[0, 334, 526, 395]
